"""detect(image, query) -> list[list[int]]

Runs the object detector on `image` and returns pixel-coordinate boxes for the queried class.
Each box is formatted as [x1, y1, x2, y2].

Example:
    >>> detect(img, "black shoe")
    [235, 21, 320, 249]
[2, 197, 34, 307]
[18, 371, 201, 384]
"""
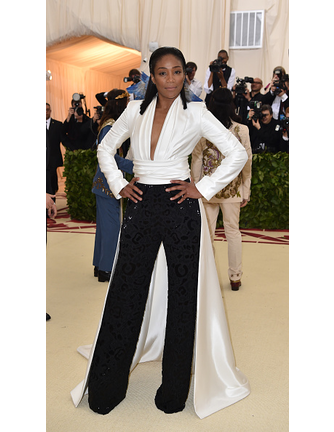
[46, 313, 51, 321]
[154, 385, 185, 414]
[94, 266, 99, 277]
[230, 280, 241, 291]
[98, 270, 111, 282]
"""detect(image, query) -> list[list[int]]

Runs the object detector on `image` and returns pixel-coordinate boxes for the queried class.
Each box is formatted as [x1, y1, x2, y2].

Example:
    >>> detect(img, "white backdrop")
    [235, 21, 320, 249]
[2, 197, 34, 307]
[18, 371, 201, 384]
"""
[46, 0, 289, 121]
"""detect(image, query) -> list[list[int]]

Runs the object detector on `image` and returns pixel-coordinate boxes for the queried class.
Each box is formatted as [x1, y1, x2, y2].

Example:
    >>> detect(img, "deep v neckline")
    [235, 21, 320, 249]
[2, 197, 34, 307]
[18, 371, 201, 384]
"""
[149, 97, 177, 161]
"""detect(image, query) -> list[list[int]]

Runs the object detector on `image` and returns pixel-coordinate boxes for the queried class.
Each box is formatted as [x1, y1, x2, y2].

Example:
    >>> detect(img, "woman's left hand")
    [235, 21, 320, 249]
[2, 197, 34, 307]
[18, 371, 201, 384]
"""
[166, 179, 202, 204]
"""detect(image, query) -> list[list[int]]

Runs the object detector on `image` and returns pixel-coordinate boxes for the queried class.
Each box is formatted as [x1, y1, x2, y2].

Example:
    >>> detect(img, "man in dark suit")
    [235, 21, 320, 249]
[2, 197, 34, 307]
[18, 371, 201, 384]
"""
[46, 103, 64, 195]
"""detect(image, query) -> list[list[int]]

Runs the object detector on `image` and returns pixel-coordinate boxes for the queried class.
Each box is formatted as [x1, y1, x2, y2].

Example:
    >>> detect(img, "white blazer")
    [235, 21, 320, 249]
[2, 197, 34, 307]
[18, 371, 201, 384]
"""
[97, 96, 248, 200]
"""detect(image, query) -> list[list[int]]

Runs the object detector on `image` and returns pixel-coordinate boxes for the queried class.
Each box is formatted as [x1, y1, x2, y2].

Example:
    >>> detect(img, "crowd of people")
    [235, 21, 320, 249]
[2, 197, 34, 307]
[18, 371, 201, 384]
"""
[188, 49, 289, 154]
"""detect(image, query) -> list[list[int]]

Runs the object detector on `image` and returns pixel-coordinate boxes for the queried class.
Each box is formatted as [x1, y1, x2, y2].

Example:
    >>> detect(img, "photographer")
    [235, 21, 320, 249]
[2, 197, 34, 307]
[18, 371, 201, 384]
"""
[262, 66, 289, 120]
[184, 62, 202, 97]
[62, 94, 97, 151]
[233, 76, 263, 123]
[204, 49, 236, 107]
[124, 68, 141, 100]
[247, 104, 281, 154]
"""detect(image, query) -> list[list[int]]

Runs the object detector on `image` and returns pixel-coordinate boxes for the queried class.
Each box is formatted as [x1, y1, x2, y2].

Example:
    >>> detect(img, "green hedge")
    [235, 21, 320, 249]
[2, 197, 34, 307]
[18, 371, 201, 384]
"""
[217, 152, 289, 229]
[63, 149, 98, 222]
[63, 150, 289, 229]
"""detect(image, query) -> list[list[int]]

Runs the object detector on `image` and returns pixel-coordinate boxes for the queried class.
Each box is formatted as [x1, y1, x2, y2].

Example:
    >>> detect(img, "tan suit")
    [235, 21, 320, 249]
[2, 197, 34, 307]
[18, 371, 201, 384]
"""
[191, 120, 252, 282]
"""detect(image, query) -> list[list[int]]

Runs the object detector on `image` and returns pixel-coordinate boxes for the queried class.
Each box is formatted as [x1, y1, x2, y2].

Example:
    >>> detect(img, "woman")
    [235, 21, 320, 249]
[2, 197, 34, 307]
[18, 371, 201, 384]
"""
[71, 47, 250, 418]
[92, 89, 133, 282]
[191, 87, 252, 291]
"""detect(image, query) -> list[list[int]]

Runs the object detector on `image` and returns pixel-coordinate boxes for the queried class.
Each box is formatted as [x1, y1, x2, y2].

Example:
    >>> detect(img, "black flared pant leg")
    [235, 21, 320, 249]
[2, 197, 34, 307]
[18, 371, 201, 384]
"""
[88, 183, 201, 415]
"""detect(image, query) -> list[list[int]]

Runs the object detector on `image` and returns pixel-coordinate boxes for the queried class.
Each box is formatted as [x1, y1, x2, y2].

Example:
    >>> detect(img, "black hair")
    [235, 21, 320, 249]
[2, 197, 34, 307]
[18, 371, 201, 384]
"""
[186, 61, 197, 71]
[129, 68, 140, 77]
[140, 47, 188, 115]
[208, 87, 241, 129]
[261, 104, 273, 115]
[98, 89, 128, 132]
[218, 49, 229, 57]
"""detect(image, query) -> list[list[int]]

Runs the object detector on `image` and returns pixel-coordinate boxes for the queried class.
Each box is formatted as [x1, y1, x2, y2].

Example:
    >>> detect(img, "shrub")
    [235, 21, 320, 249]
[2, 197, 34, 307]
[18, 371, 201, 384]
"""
[63, 149, 98, 222]
[217, 152, 289, 229]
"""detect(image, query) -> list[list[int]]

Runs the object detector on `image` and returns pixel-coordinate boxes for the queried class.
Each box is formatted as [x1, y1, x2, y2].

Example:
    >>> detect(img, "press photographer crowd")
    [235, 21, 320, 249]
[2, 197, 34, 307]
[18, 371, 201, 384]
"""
[46, 51, 289, 198]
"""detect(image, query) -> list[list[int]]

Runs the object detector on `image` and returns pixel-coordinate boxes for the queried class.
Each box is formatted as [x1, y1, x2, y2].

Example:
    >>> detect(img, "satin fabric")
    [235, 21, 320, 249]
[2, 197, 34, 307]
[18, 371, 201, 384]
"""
[95, 96, 248, 199]
[71, 96, 250, 418]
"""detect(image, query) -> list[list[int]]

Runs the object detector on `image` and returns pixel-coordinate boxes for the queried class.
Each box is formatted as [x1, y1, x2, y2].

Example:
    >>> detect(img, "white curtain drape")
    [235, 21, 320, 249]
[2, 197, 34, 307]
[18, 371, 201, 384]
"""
[46, 0, 289, 121]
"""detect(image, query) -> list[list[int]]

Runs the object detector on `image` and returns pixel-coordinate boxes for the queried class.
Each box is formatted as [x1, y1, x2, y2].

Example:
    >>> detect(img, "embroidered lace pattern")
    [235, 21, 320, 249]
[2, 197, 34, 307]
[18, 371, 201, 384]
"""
[202, 124, 243, 199]
[88, 182, 201, 415]
[92, 177, 114, 197]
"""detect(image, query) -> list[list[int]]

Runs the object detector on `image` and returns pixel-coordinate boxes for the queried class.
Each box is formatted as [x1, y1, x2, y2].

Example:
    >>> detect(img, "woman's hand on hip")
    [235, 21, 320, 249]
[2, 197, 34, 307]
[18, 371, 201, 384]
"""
[119, 177, 143, 203]
[166, 179, 202, 204]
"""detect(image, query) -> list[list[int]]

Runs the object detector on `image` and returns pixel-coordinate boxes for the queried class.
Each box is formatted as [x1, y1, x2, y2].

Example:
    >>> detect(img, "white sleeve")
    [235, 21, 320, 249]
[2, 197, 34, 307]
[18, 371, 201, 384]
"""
[189, 79, 203, 97]
[203, 68, 213, 94]
[227, 68, 236, 90]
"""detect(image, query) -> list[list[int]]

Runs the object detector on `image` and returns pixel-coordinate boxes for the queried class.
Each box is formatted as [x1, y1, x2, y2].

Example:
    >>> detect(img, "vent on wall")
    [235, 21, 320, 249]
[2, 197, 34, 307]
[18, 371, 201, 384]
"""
[229, 10, 264, 49]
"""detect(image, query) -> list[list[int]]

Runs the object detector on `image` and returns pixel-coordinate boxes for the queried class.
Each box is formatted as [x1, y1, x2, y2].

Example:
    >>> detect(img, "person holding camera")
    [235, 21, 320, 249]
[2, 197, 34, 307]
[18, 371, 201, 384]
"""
[62, 94, 97, 151]
[191, 88, 252, 291]
[125, 68, 142, 100]
[247, 104, 281, 153]
[232, 77, 265, 124]
[204, 49, 236, 107]
[262, 66, 289, 120]
[184, 61, 202, 97]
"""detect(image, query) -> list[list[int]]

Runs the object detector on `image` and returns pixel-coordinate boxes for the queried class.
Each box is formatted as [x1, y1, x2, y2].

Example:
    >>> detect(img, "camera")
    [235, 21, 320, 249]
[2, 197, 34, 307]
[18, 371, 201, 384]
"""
[209, 58, 227, 73]
[279, 115, 289, 133]
[249, 100, 263, 121]
[186, 67, 193, 74]
[72, 92, 85, 116]
[123, 75, 141, 84]
[234, 76, 254, 96]
[94, 105, 104, 120]
[272, 72, 289, 95]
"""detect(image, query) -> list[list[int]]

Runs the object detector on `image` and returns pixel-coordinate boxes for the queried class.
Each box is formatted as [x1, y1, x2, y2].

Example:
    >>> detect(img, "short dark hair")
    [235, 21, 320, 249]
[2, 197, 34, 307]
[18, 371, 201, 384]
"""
[140, 47, 187, 114]
[218, 49, 228, 57]
[261, 104, 273, 115]
[186, 61, 197, 71]
[129, 69, 140, 77]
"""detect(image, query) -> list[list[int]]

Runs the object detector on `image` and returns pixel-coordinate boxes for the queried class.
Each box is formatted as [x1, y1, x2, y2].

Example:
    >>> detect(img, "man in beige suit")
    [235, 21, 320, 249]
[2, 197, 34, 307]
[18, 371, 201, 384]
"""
[191, 88, 252, 291]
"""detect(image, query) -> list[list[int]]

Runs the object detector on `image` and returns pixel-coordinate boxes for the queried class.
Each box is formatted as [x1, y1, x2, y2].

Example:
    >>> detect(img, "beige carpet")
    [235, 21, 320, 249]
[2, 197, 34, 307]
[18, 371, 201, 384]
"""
[46, 197, 288, 432]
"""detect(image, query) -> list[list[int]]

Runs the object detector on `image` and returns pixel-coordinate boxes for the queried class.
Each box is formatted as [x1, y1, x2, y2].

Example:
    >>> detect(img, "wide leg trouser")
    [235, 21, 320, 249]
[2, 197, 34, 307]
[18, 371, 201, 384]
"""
[88, 183, 201, 414]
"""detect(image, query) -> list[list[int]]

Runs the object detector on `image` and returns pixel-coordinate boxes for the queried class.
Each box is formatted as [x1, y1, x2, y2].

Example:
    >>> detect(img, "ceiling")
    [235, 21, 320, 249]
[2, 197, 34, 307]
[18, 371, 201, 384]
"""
[46, 35, 142, 77]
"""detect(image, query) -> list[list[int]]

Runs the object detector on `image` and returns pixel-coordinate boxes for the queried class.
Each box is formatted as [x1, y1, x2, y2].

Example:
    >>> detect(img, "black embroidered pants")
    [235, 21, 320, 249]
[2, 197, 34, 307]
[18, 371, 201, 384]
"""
[88, 182, 201, 414]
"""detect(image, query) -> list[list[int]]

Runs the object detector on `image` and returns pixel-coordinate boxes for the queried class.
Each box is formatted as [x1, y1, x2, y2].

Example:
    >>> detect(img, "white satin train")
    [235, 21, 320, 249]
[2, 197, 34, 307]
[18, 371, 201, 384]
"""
[70, 199, 250, 419]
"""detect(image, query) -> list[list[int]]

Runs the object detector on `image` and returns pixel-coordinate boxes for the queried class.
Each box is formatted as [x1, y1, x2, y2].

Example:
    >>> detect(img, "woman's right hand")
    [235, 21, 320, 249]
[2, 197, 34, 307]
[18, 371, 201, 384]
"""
[119, 177, 143, 203]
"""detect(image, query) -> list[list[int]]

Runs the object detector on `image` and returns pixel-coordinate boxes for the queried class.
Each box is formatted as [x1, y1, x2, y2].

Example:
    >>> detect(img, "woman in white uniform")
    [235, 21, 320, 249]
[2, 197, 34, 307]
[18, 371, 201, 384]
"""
[71, 47, 250, 418]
